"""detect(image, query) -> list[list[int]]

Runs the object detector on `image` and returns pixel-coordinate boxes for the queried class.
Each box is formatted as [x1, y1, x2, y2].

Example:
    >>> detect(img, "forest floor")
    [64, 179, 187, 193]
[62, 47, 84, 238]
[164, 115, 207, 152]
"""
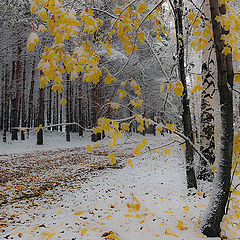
[0, 131, 237, 240]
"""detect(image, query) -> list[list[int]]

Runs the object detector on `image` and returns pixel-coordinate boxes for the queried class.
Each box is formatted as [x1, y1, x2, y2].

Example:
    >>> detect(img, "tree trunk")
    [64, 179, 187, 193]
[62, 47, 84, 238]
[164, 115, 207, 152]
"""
[78, 83, 83, 136]
[200, 2, 234, 237]
[198, 0, 215, 181]
[37, 86, 45, 145]
[47, 86, 52, 130]
[60, 93, 63, 132]
[28, 57, 35, 129]
[174, 0, 197, 189]
[21, 59, 26, 140]
[3, 66, 8, 143]
[11, 97, 18, 140]
[66, 75, 70, 142]
[16, 44, 21, 128]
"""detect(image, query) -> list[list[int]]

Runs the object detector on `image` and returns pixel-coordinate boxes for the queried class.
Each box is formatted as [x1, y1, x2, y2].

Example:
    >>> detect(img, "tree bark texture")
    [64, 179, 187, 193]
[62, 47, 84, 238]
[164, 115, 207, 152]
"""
[200, 2, 234, 237]
[174, 0, 197, 189]
[198, 0, 215, 182]
[37, 87, 45, 145]
[66, 75, 70, 142]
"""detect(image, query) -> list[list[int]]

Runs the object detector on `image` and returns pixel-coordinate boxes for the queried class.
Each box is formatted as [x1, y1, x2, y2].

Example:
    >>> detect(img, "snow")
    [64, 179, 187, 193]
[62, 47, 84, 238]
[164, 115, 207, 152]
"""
[0, 131, 224, 239]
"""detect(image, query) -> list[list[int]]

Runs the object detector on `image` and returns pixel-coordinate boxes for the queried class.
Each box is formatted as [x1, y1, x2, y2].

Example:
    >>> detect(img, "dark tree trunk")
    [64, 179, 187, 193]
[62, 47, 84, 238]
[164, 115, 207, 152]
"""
[28, 57, 35, 128]
[91, 83, 101, 142]
[37, 87, 45, 145]
[1, 74, 4, 130]
[21, 59, 26, 140]
[78, 83, 83, 136]
[66, 75, 70, 142]
[201, 2, 234, 237]
[60, 93, 63, 132]
[16, 44, 21, 128]
[11, 98, 18, 140]
[3, 66, 8, 143]
[47, 86, 52, 130]
[174, 0, 197, 189]
[69, 81, 73, 132]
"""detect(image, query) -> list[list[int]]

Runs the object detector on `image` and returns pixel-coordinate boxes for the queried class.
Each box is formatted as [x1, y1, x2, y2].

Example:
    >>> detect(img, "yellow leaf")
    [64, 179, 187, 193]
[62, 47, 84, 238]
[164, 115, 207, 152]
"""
[108, 152, 116, 165]
[86, 144, 92, 153]
[188, 9, 197, 23]
[121, 123, 130, 131]
[184, 205, 189, 212]
[60, 98, 67, 106]
[156, 149, 161, 154]
[128, 159, 134, 168]
[192, 83, 203, 93]
[106, 44, 113, 55]
[182, 143, 186, 151]
[110, 102, 120, 109]
[117, 89, 127, 100]
[167, 82, 174, 92]
[164, 148, 171, 155]
[38, 24, 47, 32]
[174, 81, 184, 97]
[234, 74, 240, 83]
[177, 220, 188, 230]
[165, 228, 179, 237]
[137, 30, 145, 43]
[222, 46, 231, 55]
[36, 124, 42, 133]
[38, 8, 47, 22]
[42, 231, 56, 239]
[81, 228, 87, 236]
[166, 124, 177, 132]
[74, 211, 83, 215]
[137, 1, 148, 14]
[160, 83, 165, 93]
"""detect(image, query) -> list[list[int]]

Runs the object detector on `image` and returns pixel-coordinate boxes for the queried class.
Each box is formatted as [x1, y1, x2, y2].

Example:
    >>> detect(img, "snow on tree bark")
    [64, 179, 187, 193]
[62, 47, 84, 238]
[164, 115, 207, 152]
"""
[174, 0, 197, 189]
[198, 0, 216, 182]
[200, 2, 234, 237]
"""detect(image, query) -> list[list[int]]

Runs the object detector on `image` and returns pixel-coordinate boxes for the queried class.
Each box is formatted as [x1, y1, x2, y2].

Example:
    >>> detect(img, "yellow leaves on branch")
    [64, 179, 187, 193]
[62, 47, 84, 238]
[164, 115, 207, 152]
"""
[27, 33, 39, 51]
[166, 124, 177, 132]
[174, 81, 184, 97]
[133, 139, 147, 156]
[121, 123, 130, 132]
[36, 124, 42, 133]
[110, 102, 120, 110]
[86, 144, 93, 153]
[137, 1, 148, 14]
[60, 98, 67, 106]
[108, 152, 116, 165]
[117, 89, 127, 100]
[188, 9, 197, 23]
[104, 69, 117, 84]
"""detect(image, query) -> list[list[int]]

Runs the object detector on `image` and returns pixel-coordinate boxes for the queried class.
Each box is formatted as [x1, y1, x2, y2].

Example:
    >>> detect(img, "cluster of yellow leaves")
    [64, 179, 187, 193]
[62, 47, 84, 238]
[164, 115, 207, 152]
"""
[93, 117, 123, 150]
[108, 152, 116, 165]
[130, 79, 141, 96]
[121, 123, 130, 132]
[192, 74, 203, 94]
[133, 139, 147, 156]
[216, 6, 240, 61]
[129, 98, 143, 108]
[188, 8, 213, 52]
[110, 102, 120, 109]
[27, 33, 39, 51]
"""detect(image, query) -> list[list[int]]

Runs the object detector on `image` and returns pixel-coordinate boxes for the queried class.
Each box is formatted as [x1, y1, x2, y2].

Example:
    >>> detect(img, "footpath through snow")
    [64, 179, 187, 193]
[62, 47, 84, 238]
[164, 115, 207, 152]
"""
[0, 132, 223, 239]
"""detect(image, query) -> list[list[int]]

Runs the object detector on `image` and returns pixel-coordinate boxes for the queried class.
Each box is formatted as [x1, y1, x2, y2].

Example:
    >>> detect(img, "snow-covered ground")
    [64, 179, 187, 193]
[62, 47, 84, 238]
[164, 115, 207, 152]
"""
[0, 131, 235, 239]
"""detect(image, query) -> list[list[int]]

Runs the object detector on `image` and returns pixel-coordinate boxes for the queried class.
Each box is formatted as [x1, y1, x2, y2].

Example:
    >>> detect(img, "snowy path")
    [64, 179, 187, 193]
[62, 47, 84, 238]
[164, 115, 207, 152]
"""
[0, 133, 221, 239]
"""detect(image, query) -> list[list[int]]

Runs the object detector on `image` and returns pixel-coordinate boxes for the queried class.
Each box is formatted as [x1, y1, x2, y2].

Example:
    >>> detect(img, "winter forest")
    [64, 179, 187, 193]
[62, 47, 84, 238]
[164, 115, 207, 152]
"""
[0, 0, 240, 239]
